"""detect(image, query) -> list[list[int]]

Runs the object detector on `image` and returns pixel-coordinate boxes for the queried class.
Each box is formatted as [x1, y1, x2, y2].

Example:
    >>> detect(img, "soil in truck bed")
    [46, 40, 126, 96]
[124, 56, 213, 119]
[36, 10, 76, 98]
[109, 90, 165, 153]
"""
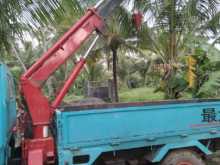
[61, 98, 220, 112]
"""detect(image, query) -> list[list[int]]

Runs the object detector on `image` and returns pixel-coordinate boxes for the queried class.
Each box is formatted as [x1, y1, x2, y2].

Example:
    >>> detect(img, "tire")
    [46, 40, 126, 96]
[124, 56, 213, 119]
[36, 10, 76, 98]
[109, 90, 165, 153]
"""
[161, 149, 206, 165]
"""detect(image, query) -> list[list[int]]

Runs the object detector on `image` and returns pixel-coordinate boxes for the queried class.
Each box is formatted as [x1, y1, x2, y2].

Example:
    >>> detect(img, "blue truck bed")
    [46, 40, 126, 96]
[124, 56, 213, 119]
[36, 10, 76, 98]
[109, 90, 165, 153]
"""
[56, 100, 220, 164]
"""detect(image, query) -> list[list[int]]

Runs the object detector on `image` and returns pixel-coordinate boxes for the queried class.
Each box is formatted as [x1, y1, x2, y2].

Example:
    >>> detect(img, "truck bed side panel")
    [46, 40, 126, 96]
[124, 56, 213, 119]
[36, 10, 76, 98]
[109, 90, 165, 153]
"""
[56, 101, 220, 150]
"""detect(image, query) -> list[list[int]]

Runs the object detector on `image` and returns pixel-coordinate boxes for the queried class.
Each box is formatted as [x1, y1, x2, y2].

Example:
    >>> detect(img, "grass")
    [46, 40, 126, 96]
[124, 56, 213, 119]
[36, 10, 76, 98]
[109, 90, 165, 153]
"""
[64, 87, 164, 103]
[119, 87, 164, 102]
[64, 87, 194, 103]
[64, 94, 83, 103]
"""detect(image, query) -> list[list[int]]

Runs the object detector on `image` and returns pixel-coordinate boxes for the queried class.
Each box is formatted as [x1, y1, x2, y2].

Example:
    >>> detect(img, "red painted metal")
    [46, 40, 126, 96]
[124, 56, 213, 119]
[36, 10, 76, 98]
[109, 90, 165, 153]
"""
[20, 77, 51, 128]
[22, 137, 55, 165]
[52, 58, 86, 108]
[23, 9, 102, 81]
[24, 9, 103, 86]
[177, 162, 192, 165]
[28, 149, 43, 165]
[20, 7, 105, 165]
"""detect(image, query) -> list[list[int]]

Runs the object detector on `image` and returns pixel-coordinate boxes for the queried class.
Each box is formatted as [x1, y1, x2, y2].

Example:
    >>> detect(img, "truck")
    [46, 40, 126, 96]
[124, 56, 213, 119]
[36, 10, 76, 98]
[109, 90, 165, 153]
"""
[0, 62, 16, 165]
[1, 0, 220, 164]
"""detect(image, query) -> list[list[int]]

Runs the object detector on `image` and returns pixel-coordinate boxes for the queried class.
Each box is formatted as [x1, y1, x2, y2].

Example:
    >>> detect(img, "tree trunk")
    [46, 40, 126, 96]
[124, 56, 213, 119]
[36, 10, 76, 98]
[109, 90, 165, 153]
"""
[169, 0, 177, 63]
[112, 48, 119, 102]
[170, 32, 177, 63]
[164, 0, 178, 99]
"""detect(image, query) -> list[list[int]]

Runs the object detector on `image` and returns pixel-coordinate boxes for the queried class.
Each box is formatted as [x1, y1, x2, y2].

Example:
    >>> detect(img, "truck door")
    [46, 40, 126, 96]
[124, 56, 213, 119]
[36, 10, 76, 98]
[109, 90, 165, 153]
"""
[6, 74, 16, 137]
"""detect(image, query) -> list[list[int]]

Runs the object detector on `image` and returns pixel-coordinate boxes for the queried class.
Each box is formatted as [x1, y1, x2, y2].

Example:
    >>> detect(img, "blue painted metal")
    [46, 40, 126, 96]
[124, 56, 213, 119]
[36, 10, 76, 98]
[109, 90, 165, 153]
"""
[0, 63, 16, 165]
[56, 101, 220, 165]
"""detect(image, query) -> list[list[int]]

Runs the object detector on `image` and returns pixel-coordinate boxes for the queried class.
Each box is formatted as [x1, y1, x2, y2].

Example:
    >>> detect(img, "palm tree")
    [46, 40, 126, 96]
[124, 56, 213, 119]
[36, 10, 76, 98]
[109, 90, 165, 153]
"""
[71, 0, 220, 99]
[4, 0, 219, 100]
[0, 0, 84, 54]
[47, 1, 140, 102]
[131, 0, 220, 98]
[0, 1, 59, 50]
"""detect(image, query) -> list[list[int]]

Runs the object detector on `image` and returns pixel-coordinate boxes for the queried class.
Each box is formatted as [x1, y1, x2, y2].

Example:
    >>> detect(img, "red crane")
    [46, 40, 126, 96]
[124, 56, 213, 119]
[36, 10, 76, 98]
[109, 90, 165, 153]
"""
[19, 0, 142, 164]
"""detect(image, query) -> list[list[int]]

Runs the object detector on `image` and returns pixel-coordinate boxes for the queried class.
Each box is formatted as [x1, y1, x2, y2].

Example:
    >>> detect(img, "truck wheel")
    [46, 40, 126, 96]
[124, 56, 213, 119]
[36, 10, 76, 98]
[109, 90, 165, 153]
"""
[161, 149, 206, 165]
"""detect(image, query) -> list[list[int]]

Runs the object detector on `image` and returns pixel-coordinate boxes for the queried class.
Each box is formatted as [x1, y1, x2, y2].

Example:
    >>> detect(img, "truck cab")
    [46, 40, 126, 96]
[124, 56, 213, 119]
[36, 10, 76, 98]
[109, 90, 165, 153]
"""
[0, 62, 17, 165]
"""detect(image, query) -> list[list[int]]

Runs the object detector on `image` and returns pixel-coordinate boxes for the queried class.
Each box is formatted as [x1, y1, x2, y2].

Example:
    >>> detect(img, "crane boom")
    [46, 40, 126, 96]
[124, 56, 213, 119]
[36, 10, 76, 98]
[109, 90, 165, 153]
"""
[20, 0, 123, 164]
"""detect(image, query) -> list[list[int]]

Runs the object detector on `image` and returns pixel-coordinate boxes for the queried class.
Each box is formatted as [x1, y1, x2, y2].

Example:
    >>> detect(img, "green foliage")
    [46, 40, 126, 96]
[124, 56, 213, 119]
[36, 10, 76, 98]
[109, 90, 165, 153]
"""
[52, 0, 83, 33]
[155, 69, 188, 99]
[86, 62, 107, 82]
[191, 46, 220, 98]
[0, 0, 22, 50]
[119, 87, 164, 102]
[1, 0, 220, 102]
[0, 0, 64, 51]
[197, 71, 220, 98]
